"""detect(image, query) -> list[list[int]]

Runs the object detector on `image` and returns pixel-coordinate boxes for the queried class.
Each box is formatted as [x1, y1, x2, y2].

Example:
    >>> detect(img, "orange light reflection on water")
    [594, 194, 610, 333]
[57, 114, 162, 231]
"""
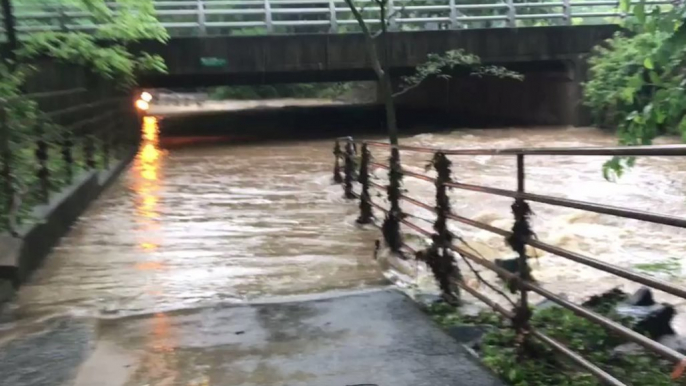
[132, 116, 180, 383]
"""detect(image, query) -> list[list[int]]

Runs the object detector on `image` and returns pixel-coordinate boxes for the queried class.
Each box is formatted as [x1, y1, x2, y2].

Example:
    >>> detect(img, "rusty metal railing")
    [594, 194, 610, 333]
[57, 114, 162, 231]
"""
[331, 137, 686, 386]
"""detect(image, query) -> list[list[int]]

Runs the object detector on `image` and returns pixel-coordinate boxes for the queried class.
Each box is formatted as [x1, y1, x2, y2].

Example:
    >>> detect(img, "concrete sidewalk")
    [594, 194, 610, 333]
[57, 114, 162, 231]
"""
[1, 289, 505, 386]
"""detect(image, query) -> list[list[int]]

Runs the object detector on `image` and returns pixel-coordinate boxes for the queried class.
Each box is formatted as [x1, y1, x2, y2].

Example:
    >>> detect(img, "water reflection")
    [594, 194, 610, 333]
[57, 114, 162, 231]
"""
[133, 117, 180, 383]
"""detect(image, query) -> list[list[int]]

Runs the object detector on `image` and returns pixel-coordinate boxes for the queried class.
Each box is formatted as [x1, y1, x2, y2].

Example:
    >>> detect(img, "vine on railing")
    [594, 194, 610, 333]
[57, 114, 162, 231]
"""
[382, 147, 405, 257]
[416, 152, 461, 304]
[344, 139, 356, 199]
[356, 143, 374, 224]
[507, 196, 535, 335]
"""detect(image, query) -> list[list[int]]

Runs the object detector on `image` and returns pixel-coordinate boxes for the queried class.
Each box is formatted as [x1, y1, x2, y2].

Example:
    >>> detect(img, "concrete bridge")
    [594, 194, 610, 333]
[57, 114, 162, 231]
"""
[134, 25, 619, 88]
[136, 24, 619, 126]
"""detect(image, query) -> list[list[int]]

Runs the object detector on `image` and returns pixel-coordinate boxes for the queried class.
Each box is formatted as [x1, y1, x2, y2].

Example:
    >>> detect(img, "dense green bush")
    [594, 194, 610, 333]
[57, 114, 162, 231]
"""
[584, 0, 686, 178]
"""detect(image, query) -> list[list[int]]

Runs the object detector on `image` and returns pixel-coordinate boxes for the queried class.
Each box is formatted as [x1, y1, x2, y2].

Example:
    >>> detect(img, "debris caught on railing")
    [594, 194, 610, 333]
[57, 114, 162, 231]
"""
[356, 143, 374, 224]
[344, 140, 356, 199]
[382, 147, 406, 258]
[332, 140, 343, 184]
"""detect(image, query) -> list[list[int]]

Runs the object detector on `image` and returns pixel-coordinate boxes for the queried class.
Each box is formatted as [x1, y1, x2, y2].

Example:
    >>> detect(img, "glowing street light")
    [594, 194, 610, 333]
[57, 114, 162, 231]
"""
[136, 99, 150, 111]
[141, 91, 153, 102]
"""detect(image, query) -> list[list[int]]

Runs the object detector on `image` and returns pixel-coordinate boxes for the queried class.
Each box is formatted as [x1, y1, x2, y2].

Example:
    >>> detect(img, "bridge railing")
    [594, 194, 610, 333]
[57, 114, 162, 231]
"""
[333, 137, 686, 386]
[0, 0, 675, 38]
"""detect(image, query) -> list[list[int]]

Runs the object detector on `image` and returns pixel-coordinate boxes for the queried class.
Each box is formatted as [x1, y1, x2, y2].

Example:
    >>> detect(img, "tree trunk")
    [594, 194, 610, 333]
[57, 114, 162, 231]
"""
[343, 0, 399, 145]
[380, 72, 399, 145]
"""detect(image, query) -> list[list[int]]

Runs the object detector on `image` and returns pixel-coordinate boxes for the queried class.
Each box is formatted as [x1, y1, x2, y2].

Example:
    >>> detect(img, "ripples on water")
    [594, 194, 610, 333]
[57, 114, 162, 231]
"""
[4, 121, 686, 331]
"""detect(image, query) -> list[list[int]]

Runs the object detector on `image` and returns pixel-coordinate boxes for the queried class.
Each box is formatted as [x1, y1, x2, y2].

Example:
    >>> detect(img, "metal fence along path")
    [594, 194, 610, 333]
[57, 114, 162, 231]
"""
[0, 0, 675, 37]
[333, 137, 686, 386]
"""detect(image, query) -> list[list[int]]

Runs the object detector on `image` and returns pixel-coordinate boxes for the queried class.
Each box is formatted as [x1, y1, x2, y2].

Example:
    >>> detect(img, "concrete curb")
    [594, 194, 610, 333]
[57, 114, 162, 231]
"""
[0, 148, 138, 304]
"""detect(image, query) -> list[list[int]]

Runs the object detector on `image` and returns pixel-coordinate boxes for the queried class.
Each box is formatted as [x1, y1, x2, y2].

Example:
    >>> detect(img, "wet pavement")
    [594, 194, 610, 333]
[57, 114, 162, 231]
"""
[1, 290, 505, 386]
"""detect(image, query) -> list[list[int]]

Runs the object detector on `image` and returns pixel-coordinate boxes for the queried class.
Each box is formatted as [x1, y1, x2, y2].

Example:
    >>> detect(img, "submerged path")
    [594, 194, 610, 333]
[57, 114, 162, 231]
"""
[0, 289, 505, 386]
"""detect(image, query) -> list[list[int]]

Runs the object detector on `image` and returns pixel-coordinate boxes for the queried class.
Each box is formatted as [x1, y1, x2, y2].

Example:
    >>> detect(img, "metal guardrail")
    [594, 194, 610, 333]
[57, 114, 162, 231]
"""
[0, 0, 675, 37]
[0, 86, 139, 233]
[333, 137, 686, 386]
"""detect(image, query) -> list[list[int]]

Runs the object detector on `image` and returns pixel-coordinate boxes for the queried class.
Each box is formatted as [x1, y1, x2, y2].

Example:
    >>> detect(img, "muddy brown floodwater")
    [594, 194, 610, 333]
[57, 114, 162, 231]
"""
[3, 119, 686, 334]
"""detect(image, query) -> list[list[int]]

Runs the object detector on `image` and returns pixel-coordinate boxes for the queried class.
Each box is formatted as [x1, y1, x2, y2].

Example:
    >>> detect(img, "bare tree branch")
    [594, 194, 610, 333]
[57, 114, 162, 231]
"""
[343, 0, 385, 80]
[456, 236, 519, 308]
[391, 76, 449, 98]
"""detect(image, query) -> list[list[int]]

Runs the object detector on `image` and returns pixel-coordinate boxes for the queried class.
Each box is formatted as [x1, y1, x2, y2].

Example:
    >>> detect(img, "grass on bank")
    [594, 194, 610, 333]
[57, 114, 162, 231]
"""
[427, 301, 686, 386]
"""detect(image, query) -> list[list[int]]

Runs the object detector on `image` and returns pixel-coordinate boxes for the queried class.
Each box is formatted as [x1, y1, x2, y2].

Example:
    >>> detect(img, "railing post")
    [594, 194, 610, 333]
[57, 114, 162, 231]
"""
[506, 0, 516, 28]
[1, 0, 18, 61]
[562, 0, 572, 25]
[449, 0, 459, 29]
[84, 132, 96, 169]
[332, 139, 343, 183]
[58, 5, 69, 32]
[102, 115, 112, 169]
[264, 0, 273, 33]
[197, 0, 207, 36]
[35, 119, 50, 203]
[387, 0, 398, 31]
[382, 147, 404, 255]
[0, 103, 14, 231]
[508, 154, 533, 337]
[343, 138, 356, 199]
[356, 143, 373, 224]
[61, 130, 74, 183]
[329, 0, 338, 33]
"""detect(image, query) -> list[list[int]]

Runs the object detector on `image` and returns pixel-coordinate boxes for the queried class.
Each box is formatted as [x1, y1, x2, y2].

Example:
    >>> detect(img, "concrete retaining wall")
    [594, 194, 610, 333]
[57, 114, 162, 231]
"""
[0, 148, 137, 304]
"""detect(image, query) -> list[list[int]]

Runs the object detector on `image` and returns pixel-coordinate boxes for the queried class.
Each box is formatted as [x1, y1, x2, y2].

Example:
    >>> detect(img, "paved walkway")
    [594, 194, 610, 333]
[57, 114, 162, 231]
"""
[1, 289, 505, 386]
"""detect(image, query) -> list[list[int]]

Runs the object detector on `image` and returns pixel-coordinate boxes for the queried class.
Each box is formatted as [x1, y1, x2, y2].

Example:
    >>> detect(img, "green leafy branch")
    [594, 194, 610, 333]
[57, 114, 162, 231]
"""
[394, 49, 524, 98]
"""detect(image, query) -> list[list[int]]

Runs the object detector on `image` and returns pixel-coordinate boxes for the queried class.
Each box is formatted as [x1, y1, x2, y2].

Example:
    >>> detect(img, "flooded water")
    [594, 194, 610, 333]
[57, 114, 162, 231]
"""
[3, 119, 686, 332]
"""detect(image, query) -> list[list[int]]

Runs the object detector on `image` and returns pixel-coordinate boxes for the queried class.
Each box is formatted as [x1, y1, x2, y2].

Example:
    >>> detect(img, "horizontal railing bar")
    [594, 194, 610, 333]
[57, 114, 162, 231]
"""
[273, 20, 331, 25]
[402, 5, 451, 10]
[570, 12, 622, 17]
[454, 4, 508, 9]
[447, 210, 686, 299]
[398, 17, 451, 23]
[371, 161, 686, 232]
[400, 216, 432, 236]
[363, 141, 686, 156]
[204, 21, 267, 27]
[526, 237, 686, 299]
[1, 88, 87, 103]
[530, 330, 627, 386]
[516, 13, 566, 19]
[271, 8, 330, 13]
[337, 19, 382, 24]
[46, 97, 122, 119]
[453, 244, 686, 364]
[461, 283, 627, 386]
[513, 2, 564, 6]
[159, 22, 200, 28]
[382, 183, 686, 301]
[447, 179, 686, 229]
[457, 15, 509, 21]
